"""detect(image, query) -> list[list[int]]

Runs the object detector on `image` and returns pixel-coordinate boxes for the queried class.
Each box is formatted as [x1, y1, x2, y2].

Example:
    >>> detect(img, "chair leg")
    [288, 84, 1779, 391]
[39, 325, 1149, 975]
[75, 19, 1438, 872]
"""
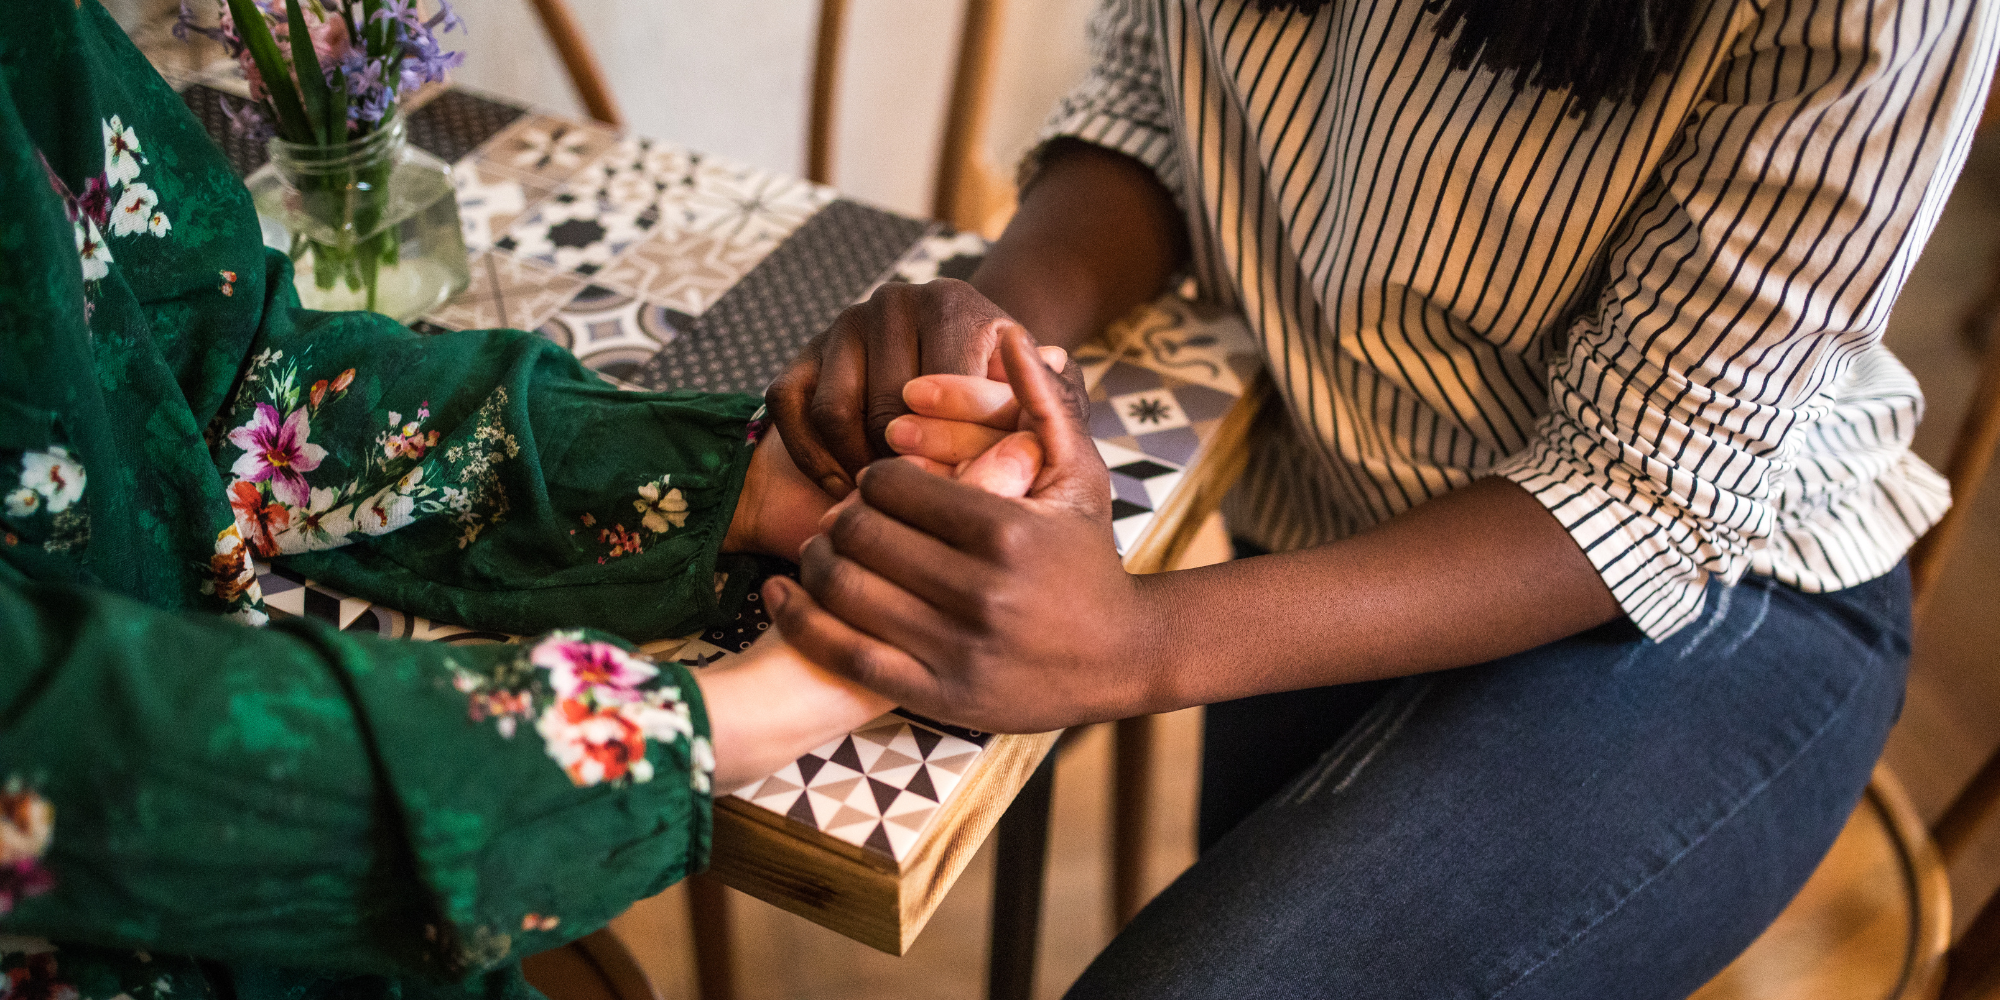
[1110, 715, 1154, 930]
[988, 752, 1058, 1000]
[686, 873, 736, 1000]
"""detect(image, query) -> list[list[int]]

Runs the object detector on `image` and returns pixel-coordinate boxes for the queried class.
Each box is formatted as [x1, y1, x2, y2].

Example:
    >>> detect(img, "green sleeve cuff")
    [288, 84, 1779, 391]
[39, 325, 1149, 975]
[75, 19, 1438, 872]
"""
[324, 623, 715, 976]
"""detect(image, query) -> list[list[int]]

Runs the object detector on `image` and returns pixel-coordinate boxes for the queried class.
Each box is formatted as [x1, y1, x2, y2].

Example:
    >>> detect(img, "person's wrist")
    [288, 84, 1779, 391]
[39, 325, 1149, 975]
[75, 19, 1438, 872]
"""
[1119, 571, 1188, 718]
[969, 259, 1103, 353]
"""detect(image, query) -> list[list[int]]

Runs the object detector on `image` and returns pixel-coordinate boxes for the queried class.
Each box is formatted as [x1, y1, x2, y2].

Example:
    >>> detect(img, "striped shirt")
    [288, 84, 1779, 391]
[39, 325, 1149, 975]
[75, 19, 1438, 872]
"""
[1040, 0, 1998, 638]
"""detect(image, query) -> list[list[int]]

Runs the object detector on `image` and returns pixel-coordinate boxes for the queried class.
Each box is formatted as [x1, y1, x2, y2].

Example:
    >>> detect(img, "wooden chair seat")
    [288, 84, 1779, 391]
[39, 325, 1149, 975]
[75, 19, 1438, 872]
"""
[1692, 764, 1951, 1000]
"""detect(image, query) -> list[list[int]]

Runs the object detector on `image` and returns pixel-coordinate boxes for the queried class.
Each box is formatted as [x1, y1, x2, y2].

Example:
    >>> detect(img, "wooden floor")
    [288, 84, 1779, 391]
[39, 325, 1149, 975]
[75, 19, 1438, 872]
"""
[608, 132, 2000, 1000]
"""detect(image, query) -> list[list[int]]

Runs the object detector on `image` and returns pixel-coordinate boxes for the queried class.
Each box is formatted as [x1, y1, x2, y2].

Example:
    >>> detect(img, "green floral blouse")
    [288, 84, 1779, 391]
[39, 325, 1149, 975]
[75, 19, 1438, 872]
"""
[0, 2, 768, 996]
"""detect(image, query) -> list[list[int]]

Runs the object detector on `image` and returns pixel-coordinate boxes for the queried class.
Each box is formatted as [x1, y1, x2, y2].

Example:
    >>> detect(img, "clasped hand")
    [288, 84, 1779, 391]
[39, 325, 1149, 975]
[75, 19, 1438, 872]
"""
[766, 293, 1166, 734]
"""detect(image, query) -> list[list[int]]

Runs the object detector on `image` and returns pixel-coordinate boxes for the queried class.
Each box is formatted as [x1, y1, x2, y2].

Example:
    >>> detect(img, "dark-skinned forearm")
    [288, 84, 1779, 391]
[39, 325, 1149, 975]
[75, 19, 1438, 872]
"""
[1127, 477, 1625, 715]
[970, 138, 1187, 352]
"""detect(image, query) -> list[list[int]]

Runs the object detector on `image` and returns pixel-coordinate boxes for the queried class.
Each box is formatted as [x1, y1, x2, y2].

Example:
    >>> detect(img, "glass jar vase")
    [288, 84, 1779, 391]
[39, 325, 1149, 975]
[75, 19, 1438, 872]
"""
[247, 112, 470, 321]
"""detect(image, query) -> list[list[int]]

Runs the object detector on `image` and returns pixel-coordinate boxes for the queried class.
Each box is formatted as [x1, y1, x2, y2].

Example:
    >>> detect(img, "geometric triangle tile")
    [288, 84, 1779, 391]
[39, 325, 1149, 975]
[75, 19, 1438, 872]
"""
[904, 765, 939, 803]
[925, 749, 976, 776]
[813, 776, 862, 803]
[924, 763, 966, 803]
[880, 819, 918, 859]
[851, 734, 887, 772]
[870, 747, 920, 776]
[863, 823, 897, 857]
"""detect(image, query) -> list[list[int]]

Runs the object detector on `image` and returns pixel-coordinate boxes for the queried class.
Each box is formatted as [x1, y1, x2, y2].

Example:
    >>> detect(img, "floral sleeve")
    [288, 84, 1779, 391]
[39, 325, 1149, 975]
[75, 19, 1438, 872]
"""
[212, 307, 767, 643]
[0, 567, 714, 981]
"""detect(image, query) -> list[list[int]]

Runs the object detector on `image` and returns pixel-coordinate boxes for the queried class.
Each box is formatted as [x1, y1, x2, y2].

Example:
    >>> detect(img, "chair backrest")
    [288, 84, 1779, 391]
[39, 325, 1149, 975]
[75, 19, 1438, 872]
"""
[808, 0, 1016, 236]
[523, 0, 624, 130]
[1921, 305, 2000, 1000]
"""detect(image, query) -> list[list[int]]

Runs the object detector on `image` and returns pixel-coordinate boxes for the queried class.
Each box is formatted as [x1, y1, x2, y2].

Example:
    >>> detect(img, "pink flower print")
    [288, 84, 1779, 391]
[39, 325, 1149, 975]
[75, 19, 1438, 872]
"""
[538, 697, 653, 786]
[0, 859, 55, 917]
[227, 403, 326, 507]
[76, 175, 111, 228]
[532, 634, 658, 703]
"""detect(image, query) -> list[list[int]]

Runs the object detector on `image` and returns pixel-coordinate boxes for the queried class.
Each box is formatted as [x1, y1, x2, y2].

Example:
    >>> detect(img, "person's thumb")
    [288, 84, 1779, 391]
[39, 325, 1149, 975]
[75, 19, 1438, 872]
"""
[997, 327, 1108, 514]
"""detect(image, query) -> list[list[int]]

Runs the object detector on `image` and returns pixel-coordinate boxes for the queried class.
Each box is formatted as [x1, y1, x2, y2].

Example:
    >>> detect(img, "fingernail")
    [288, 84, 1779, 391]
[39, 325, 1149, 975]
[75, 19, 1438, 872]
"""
[884, 417, 919, 452]
[904, 379, 938, 410]
[766, 577, 790, 612]
[820, 474, 850, 496]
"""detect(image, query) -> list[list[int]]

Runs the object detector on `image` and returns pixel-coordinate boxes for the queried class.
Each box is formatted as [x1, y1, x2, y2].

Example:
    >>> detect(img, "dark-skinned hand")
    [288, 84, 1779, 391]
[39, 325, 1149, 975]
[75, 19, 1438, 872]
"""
[763, 328, 1164, 734]
[764, 278, 1022, 499]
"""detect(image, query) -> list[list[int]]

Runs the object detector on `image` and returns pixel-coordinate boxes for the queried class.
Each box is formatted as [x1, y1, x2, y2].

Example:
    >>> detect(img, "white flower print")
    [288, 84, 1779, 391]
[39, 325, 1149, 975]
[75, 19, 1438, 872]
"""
[109, 183, 159, 237]
[276, 486, 357, 553]
[75, 219, 112, 282]
[103, 115, 142, 186]
[634, 477, 688, 534]
[21, 447, 85, 513]
[356, 483, 416, 535]
[147, 211, 172, 237]
[690, 735, 715, 795]
[4, 489, 39, 518]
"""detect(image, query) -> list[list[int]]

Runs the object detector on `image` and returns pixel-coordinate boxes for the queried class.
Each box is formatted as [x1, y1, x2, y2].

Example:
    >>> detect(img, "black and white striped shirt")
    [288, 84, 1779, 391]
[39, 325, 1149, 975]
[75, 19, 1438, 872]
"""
[1042, 0, 1997, 638]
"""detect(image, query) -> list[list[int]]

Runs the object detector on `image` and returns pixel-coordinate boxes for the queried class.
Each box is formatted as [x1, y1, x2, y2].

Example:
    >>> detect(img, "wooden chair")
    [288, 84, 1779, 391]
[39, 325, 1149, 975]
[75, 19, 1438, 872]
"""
[524, 0, 624, 130]
[1689, 264, 2000, 999]
[807, 0, 1018, 236]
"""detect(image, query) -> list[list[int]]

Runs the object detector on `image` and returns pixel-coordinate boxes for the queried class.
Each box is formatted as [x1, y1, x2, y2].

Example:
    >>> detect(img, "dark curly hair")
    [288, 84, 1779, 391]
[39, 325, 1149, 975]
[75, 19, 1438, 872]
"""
[1254, 0, 1702, 116]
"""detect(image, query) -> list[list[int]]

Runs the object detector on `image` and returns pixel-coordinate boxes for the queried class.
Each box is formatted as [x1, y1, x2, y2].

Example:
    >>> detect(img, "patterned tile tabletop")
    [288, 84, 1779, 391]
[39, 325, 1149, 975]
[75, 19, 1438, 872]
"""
[148, 30, 1259, 865]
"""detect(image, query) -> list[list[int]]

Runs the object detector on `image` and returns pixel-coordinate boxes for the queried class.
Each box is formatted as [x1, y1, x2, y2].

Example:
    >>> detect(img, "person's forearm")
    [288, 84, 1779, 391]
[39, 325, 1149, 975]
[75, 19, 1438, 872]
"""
[1130, 477, 1626, 713]
[697, 641, 894, 792]
[970, 138, 1187, 351]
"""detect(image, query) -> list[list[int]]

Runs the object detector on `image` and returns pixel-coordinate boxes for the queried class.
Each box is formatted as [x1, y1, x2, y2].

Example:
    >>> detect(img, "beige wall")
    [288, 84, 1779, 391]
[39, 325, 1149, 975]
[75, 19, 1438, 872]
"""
[451, 0, 1095, 218]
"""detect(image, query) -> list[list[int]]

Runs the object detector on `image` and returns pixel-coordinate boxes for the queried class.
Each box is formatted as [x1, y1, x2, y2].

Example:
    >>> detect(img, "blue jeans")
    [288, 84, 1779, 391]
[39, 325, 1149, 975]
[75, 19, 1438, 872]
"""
[1064, 565, 1911, 999]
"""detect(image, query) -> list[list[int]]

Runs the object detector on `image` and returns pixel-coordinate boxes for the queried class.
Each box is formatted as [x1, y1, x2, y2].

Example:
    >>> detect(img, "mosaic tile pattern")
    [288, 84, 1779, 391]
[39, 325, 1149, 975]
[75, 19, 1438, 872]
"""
[536, 284, 693, 383]
[481, 115, 620, 186]
[629, 200, 933, 394]
[494, 188, 662, 277]
[734, 717, 983, 861]
[405, 88, 528, 165]
[425, 251, 589, 332]
[881, 229, 989, 288]
[258, 563, 516, 644]
[453, 158, 557, 254]
[597, 228, 778, 317]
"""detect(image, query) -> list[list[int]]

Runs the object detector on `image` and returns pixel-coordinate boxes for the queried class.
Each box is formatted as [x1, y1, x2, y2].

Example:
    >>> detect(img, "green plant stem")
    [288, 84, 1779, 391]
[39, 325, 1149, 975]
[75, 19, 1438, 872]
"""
[226, 0, 313, 143]
[284, 0, 333, 144]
